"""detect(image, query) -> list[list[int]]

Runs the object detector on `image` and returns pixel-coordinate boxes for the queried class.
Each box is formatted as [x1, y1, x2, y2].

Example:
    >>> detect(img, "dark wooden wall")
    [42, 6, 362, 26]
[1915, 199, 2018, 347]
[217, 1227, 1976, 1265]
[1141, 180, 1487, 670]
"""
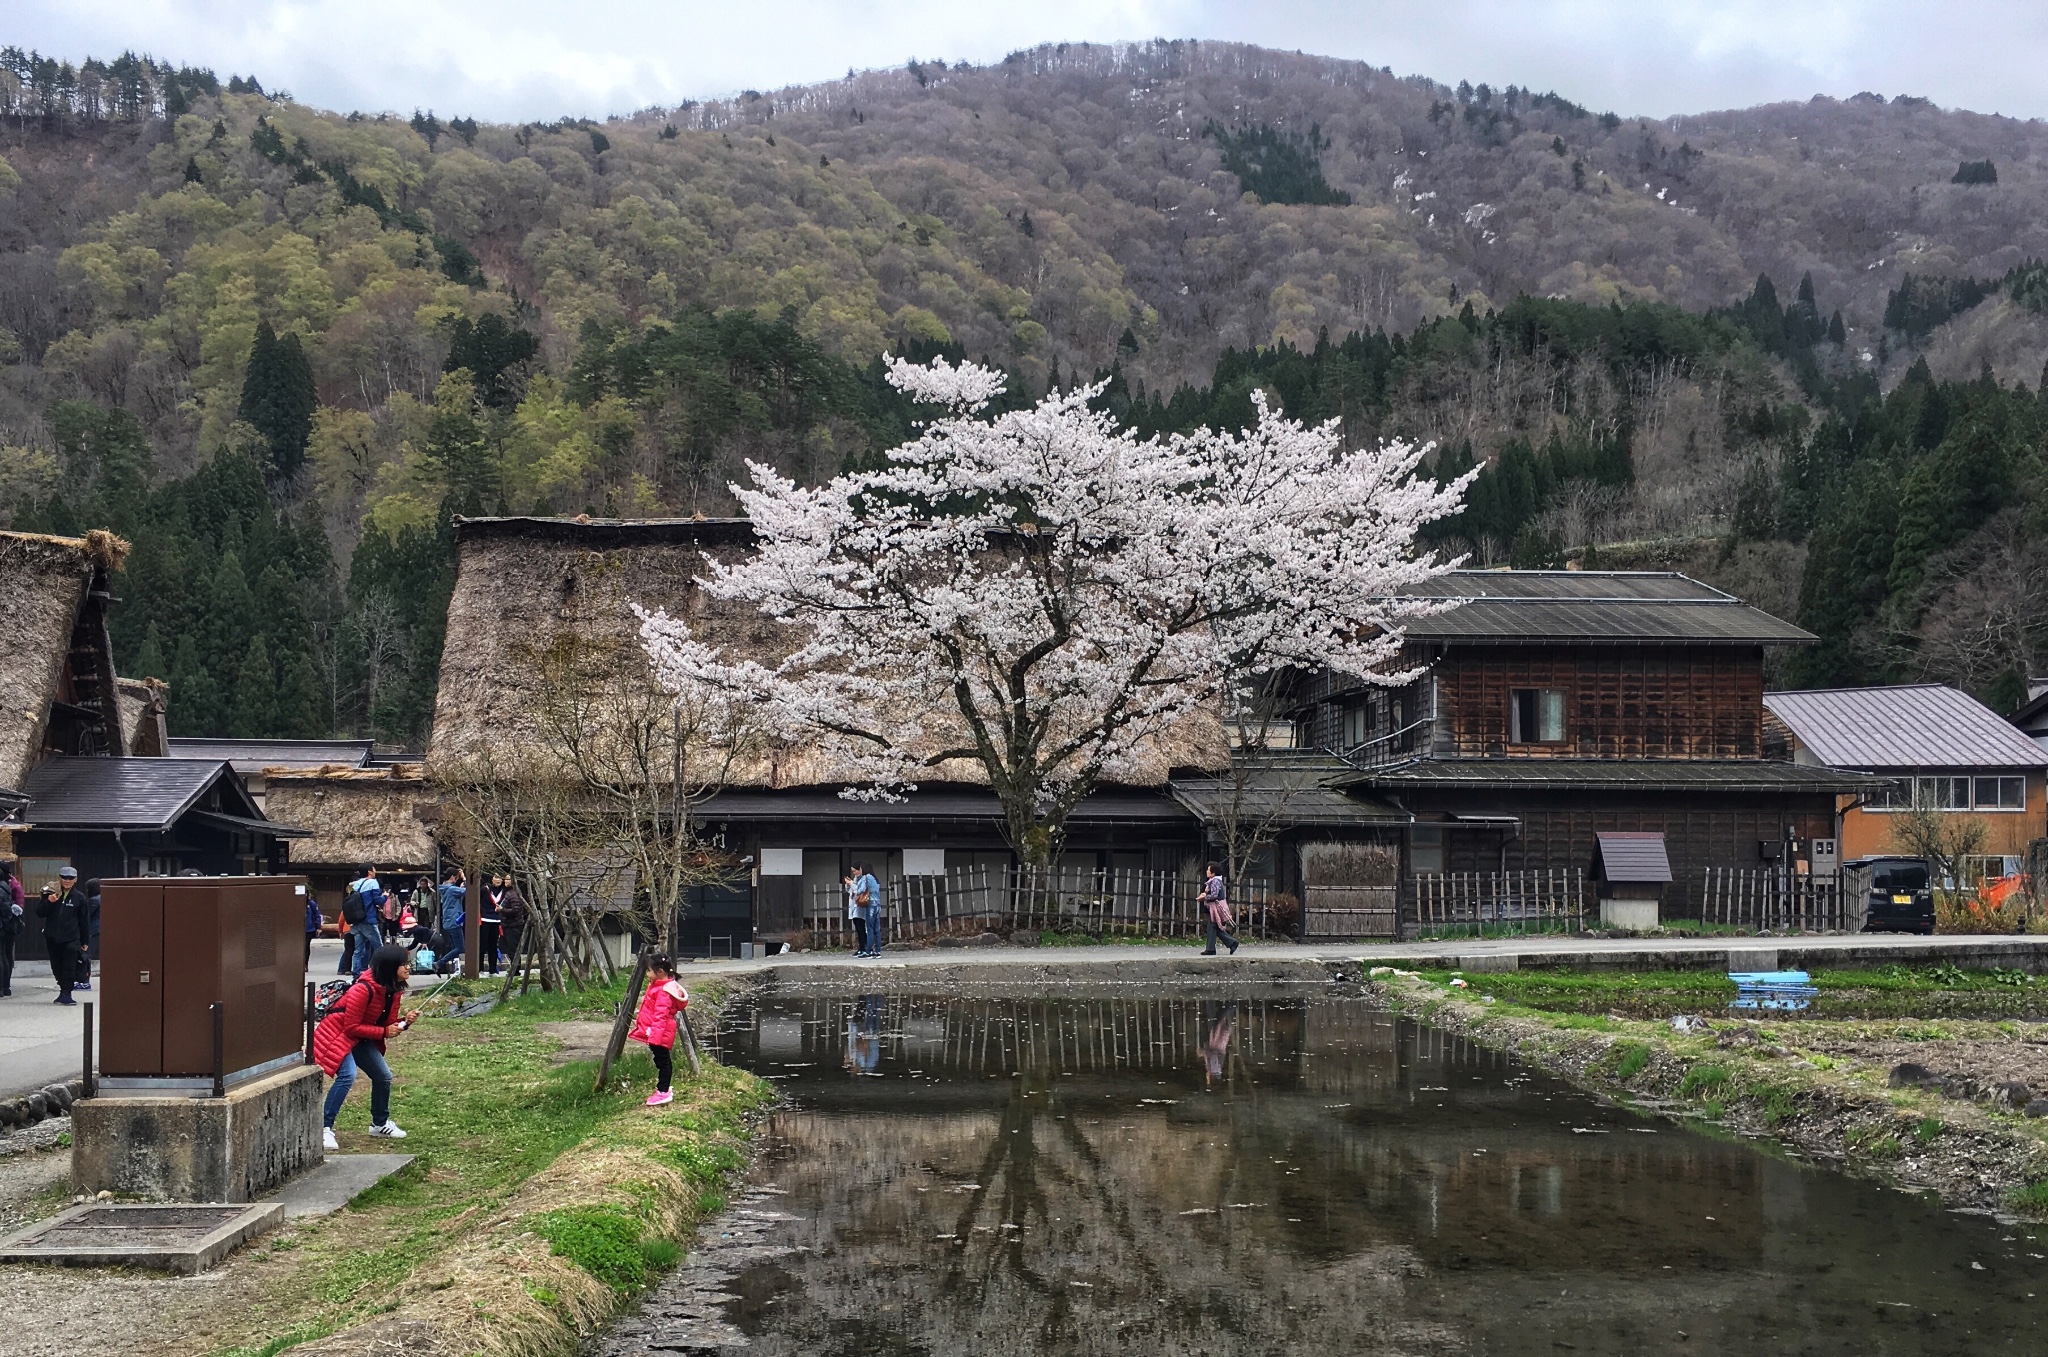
[1431, 789, 1835, 916]
[1432, 644, 1765, 759]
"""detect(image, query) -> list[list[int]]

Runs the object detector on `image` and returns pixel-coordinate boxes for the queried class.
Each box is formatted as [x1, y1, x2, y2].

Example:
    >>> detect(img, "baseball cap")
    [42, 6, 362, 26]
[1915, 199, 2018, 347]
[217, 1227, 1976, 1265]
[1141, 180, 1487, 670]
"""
[58, 867, 77, 879]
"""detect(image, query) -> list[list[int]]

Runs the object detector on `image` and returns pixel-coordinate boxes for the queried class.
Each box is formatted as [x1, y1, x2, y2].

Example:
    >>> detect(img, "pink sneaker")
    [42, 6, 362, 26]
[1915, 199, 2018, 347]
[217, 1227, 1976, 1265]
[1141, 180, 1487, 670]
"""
[645, 1090, 673, 1107]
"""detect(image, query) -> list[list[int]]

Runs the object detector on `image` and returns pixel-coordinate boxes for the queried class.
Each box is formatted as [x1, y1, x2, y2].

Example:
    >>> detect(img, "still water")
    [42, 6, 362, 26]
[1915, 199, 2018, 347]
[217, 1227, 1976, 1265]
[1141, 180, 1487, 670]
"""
[604, 994, 2048, 1355]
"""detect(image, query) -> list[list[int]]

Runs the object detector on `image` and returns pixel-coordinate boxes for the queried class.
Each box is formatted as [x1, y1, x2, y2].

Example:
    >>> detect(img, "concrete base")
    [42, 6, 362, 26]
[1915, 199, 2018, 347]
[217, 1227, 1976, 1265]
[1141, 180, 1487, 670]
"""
[1456, 953, 1519, 973]
[268, 1153, 413, 1220]
[0, 1201, 283, 1273]
[72, 1063, 324, 1202]
[1600, 898, 1661, 931]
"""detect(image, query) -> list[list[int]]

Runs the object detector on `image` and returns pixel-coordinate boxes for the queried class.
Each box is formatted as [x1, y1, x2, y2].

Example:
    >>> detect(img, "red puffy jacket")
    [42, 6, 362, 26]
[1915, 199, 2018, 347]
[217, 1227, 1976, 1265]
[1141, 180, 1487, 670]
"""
[629, 978, 688, 1050]
[312, 976, 403, 1075]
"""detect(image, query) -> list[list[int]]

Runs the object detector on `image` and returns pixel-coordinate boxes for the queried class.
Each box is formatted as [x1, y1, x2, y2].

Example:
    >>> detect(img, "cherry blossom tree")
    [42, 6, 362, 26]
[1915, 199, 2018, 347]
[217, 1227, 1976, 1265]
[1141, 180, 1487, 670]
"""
[637, 356, 1471, 866]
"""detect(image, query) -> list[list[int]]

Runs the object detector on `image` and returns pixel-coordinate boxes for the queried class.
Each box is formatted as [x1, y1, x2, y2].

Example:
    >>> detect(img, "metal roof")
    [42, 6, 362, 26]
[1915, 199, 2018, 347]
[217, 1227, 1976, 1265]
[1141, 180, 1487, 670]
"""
[17, 757, 299, 833]
[1762, 685, 2047, 771]
[1598, 831, 1673, 883]
[1396, 571, 1813, 645]
[1338, 759, 1888, 794]
[1169, 753, 1410, 828]
[167, 738, 375, 774]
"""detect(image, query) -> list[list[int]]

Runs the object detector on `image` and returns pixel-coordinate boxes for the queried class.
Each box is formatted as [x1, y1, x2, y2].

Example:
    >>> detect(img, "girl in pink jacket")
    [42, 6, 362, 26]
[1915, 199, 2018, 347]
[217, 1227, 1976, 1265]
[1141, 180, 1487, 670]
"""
[628, 954, 688, 1107]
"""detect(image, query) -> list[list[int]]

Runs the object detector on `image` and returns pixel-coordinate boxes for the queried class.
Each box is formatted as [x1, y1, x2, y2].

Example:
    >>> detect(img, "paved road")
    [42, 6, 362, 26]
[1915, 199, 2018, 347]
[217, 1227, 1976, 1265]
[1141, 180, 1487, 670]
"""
[0, 940, 351, 1100]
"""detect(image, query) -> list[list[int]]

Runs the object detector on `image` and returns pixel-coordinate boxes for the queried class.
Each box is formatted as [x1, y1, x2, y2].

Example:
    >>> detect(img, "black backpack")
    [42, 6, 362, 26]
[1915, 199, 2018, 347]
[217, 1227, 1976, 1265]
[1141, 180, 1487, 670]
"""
[341, 884, 368, 926]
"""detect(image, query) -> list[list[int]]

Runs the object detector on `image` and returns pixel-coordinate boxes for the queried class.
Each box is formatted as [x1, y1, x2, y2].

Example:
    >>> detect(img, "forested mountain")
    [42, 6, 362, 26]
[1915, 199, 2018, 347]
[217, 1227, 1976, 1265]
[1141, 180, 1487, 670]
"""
[4, 40, 2048, 745]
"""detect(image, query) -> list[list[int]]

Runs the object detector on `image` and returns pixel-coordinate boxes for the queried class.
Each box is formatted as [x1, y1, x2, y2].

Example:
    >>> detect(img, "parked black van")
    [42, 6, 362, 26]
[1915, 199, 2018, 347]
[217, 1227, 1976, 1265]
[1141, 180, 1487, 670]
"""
[1843, 856, 1936, 934]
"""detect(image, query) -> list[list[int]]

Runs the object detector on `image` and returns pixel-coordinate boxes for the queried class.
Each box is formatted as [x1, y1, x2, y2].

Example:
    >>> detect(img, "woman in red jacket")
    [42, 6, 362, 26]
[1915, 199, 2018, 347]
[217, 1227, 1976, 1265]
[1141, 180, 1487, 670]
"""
[314, 941, 419, 1150]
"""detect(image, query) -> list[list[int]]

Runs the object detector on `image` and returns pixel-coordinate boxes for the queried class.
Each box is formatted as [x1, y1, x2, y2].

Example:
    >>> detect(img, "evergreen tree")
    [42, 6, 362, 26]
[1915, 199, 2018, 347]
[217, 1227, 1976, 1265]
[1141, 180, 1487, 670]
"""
[275, 649, 325, 737]
[131, 624, 167, 683]
[203, 551, 258, 697]
[166, 634, 221, 735]
[444, 313, 539, 408]
[229, 634, 277, 737]
[237, 320, 317, 480]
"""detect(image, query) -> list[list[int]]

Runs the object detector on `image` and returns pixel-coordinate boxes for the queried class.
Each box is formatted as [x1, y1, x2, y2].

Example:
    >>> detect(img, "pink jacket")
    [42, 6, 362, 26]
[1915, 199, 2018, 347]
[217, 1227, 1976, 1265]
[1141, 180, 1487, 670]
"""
[629, 977, 688, 1049]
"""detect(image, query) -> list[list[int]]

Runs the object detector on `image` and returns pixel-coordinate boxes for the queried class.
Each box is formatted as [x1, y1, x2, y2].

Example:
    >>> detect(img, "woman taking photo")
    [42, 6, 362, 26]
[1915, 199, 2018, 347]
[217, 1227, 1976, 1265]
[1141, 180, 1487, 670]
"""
[313, 941, 420, 1150]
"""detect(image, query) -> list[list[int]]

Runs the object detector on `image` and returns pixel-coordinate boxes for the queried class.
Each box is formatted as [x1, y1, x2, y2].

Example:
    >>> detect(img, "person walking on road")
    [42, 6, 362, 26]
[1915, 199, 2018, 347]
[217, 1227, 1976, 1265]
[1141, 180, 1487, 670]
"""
[38, 874, 86, 1004]
[343, 866, 386, 977]
[435, 868, 466, 974]
[496, 875, 527, 977]
[313, 941, 419, 1150]
[0, 859, 23, 997]
[852, 862, 884, 958]
[628, 953, 689, 1107]
[1198, 862, 1239, 956]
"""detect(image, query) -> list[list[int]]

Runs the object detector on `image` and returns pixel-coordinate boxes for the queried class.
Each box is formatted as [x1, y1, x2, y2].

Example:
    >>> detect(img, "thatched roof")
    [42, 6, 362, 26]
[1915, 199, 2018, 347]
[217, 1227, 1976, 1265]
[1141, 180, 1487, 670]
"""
[266, 764, 438, 870]
[428, 517, 1228, 789]
[117, 677, 169, 757]
[0, 529, 127, 789]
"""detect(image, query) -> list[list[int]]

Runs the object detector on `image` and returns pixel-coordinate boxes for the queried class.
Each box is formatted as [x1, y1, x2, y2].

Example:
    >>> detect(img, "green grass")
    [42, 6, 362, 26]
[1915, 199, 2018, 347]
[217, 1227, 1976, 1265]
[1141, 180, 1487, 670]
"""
[199, 976, 769, 1357]
[1610, 1042, 1652, 1080]
[1033, 929, 1206, 947]
[1913, 1117, 1945, 1144]
[1678, 1063, 1731, 1098]
[2008, 1178, 2048, 1214]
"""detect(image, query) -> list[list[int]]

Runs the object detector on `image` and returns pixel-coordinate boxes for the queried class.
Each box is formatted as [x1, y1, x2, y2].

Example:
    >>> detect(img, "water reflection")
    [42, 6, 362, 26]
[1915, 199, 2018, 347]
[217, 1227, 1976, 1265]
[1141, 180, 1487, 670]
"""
[610, 995, 2048, 1356]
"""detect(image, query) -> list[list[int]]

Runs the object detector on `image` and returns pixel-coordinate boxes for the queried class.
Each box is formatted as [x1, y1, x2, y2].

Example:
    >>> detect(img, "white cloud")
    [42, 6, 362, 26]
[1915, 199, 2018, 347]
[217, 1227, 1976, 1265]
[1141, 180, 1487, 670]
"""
[10, 0, 2048, 121]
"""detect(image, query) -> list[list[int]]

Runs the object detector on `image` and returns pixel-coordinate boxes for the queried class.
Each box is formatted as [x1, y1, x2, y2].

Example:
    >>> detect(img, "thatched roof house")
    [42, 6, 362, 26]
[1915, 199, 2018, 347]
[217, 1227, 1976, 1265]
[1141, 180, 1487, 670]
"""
[427, 517, 1226, 952]
[263, 763, 438, 899]
[0, 529, 130, 791]
[428, 516, 1228, 787]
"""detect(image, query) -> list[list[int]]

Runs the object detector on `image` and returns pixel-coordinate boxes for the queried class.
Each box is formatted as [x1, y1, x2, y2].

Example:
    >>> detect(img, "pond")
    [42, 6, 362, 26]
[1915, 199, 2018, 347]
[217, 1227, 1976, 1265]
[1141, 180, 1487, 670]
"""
[601, 994, 2048, 1355]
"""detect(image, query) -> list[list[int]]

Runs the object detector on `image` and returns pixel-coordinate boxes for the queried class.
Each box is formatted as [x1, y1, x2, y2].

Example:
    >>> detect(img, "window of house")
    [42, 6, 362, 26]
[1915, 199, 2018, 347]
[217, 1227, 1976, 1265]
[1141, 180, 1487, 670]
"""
[1973, 775, 2027, 810]
[1410, 826, 1445, 874]
[1915, 776, 1972, 811]
[1509, 689, 1566, 744]
[1342, 703, 1370, 749]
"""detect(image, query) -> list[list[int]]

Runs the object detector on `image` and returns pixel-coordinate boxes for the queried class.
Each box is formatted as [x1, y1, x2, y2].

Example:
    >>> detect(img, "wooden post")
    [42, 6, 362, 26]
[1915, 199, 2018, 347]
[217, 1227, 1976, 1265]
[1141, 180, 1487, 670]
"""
[463, 862, 481, 982]
[82, 1001, 94, 1100]
[211, 1002, 226, 1098]
[596, 948, 653, 1092]
[676, 1005, 704, 1078]
[304, 981, 316, 1062]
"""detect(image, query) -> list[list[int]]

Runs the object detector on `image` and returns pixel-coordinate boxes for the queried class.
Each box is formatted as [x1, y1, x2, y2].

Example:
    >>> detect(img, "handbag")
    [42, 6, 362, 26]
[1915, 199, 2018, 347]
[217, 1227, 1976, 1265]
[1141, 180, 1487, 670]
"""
[1205, 897, 1234, 931]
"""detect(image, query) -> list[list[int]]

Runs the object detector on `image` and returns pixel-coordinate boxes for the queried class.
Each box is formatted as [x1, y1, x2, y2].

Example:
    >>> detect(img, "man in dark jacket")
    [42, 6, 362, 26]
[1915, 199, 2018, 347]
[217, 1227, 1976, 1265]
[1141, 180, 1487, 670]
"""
[38, 874, 85, 1005]
[0, 859, 23, 997]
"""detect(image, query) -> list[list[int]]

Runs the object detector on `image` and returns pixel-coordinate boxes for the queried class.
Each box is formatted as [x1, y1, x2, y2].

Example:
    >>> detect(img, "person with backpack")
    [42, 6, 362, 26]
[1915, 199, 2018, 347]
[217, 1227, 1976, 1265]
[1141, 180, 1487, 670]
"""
[342, 866, 386, 978]
[841, 866, 866, 956]
[313, 941, 419, 1150]
[627, 953, 688, 1107]
[0, 859, 23, 997]
[496, 874, 528, 977]
[1198, 862, 1239, 956]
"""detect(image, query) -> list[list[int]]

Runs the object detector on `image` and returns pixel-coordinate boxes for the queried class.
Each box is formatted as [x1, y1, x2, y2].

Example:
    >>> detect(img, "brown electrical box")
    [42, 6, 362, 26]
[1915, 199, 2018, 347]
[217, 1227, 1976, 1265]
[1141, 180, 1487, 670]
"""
[99, 877, 310, 1082]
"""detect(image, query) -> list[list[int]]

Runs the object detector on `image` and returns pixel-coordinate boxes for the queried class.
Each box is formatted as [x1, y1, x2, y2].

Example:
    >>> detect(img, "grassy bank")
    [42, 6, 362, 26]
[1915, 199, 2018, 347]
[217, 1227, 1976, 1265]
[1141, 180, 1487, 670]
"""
[200, 977, 771, 1357]
[1439, 963, 2048, 1020]
[1368, 967, 2048, 1219]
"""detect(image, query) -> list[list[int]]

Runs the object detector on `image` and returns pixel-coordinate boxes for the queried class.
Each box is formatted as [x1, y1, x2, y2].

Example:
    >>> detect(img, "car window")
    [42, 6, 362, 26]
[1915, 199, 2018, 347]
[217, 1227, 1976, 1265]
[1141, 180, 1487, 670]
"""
[1871, 865, 1929, 892]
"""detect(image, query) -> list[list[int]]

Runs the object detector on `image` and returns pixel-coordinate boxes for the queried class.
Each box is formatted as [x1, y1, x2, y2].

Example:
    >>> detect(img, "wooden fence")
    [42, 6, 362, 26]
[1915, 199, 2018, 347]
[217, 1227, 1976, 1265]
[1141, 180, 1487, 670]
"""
[1700, 867, 1851, 932]
[804, 866, 1279, 945]
[1408, 868, 1588, 936]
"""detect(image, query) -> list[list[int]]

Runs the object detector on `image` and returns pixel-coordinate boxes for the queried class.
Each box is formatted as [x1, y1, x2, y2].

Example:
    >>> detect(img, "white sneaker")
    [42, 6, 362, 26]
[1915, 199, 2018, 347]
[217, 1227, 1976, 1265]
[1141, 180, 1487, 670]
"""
[322, 1127, 339, 1151]
[368, 1121, 407, 1139]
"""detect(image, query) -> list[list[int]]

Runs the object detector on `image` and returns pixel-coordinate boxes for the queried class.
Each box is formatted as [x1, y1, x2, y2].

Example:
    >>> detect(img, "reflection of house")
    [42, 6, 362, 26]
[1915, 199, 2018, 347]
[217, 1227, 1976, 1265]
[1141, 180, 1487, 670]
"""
[428, 517, 1223, 954]
[0, 530, 303, 956]
[1288, 572, 1878, 923]
[1764, 684, 2047, 872]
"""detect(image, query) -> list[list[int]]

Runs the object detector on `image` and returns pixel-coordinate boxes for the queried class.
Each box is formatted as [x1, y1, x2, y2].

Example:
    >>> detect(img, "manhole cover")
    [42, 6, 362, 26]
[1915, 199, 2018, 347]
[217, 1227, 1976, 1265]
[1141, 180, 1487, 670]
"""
[0, 1201, 283, 1273]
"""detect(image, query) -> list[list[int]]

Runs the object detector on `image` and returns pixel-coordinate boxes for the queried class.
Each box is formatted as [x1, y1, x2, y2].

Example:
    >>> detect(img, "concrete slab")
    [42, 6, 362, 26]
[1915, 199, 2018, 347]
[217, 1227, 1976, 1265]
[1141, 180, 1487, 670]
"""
[0, 1201, 282, 1273]
[1726, 948, 1781, 973]
[265, 1153, 414, 1220]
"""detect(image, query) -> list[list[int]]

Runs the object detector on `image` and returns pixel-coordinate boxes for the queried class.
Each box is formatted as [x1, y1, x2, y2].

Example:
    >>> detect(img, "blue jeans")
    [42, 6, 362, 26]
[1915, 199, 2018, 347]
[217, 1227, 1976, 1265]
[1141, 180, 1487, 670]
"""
[324, 1041, 392, 1127]
[859, 904, 883, 954]
[351, 918, 384, 976]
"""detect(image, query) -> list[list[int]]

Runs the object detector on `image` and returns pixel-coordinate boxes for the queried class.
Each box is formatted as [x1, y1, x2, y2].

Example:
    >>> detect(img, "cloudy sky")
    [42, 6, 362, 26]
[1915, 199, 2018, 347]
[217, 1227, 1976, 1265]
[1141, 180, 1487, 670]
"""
[10, 1, 2046, 124]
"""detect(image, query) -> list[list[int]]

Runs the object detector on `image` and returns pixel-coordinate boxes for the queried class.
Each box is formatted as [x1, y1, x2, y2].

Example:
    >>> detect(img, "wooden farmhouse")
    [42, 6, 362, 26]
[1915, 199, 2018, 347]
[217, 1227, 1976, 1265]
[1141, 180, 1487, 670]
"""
[429, 521, 1878, 946]
[1295, 571, 1883, 928]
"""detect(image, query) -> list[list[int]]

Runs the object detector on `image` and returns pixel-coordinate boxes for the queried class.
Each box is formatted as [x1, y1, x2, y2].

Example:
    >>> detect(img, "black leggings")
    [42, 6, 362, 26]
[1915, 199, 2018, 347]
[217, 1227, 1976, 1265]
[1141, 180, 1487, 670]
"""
[650, 1044, 673, 1093]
